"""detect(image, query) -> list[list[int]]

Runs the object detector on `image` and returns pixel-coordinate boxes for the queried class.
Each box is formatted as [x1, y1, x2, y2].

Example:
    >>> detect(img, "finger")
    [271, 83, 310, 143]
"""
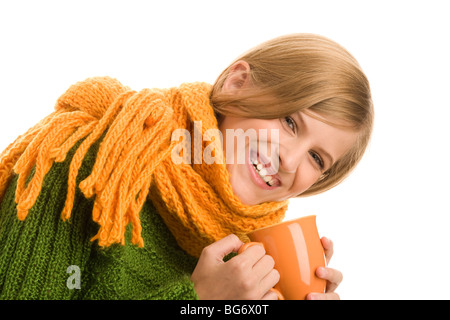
[236, 243, 266, 265]
[261, 288, 281, 300]
[307, 292, 340, 300]
[316, 267, 343, 293]
[252, 254, 275, 278]
[259, 268, 280, 296]
[201, 234, 244, 263]
[321, 237, 334, 265]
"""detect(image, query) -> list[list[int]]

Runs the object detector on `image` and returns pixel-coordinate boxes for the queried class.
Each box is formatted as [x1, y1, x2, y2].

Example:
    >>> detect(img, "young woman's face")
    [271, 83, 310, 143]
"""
[218, 60, 358, 205]
[219, 111, 358, 205]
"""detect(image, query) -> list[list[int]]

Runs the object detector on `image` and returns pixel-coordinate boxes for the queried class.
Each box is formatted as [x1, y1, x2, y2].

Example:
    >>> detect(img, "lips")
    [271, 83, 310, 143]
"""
[248, 150, 281, 189]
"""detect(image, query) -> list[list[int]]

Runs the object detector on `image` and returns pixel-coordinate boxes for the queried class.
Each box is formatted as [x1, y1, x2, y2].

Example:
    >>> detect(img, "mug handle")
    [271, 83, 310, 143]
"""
[238, 242, 285, 300]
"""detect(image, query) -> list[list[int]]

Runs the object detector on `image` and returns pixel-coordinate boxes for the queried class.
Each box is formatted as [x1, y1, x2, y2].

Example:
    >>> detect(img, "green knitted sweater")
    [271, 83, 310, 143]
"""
[0, 138, 199, 299]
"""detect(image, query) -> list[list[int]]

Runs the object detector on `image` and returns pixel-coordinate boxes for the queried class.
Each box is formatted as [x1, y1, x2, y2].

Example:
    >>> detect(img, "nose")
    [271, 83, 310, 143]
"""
[278, 144, 305, 174]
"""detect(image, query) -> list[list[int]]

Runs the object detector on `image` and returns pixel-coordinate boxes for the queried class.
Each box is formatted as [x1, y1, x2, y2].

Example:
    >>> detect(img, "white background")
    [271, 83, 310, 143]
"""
[1, 0, 449, 299]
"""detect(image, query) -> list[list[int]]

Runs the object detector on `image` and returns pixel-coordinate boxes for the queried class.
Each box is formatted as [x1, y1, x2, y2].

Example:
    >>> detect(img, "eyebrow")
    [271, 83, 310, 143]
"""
[296, 112, 335, 168]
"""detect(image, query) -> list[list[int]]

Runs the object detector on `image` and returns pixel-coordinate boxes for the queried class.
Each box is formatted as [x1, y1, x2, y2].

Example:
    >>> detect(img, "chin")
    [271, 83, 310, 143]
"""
[238, 195, 260, 206]
[233, 184, 278, 205]
[229, 178, 258, 206]
[231, 185, 257, 206]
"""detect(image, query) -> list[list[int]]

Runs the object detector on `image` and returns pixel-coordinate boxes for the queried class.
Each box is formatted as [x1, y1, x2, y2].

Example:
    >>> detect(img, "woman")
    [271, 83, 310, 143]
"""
[0, 34, 372, 299]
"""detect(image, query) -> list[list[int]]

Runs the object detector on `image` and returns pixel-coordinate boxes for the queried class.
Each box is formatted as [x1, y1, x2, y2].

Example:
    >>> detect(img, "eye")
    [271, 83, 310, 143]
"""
[309, 151, 324, 170]
[283, 116, 297, 133]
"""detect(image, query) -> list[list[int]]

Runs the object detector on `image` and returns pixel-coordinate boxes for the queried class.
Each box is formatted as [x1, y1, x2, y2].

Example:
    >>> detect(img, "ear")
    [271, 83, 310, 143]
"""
[221, 60, 251, 93]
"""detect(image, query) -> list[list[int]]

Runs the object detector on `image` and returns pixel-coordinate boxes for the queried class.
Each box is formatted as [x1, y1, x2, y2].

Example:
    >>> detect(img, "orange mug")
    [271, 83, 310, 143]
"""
[238, 215, 326, 300]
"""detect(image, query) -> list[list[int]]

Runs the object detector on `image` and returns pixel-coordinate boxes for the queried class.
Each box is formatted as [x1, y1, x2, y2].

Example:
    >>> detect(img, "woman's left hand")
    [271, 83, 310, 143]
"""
[306, 237, 343, 300]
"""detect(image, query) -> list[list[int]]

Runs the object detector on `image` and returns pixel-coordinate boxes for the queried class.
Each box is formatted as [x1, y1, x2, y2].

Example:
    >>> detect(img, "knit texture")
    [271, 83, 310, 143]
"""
[0, 138, 198, 299]
[0, 77, 288, 257]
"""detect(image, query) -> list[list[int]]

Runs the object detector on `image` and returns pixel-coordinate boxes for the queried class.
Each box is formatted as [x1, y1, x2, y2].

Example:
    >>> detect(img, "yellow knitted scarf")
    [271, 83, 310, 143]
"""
[0, 77, 288, 257]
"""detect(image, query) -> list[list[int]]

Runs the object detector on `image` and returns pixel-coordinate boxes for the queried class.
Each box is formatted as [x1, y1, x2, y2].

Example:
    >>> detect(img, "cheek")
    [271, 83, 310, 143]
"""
[291, 165, 322, 195]
[226, 162, 260, 205]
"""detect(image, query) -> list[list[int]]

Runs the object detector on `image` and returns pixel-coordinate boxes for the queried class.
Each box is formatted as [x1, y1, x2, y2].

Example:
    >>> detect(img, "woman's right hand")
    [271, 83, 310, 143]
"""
[191, 234, 280, 300]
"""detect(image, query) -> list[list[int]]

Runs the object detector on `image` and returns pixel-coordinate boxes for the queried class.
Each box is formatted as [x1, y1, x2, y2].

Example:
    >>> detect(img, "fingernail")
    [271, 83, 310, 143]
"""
[317, 267, 327, 277]
[307, 293, 318, 300]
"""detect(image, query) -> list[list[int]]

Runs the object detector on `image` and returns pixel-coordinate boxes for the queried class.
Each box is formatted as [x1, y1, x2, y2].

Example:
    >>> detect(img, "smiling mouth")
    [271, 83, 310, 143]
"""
[249, 150, 281, 187]
[251, 158, 275, 186]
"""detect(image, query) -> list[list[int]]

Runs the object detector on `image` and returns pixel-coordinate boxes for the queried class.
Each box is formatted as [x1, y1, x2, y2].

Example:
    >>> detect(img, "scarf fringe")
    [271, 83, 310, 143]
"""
[0, 77, 288, 256]
[0, 77, 176, 247]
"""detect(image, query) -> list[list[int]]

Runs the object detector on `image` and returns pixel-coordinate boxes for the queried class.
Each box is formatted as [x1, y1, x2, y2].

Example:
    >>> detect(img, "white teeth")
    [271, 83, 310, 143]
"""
[253, 162, 274, 186]
[251, 153, 276, 187]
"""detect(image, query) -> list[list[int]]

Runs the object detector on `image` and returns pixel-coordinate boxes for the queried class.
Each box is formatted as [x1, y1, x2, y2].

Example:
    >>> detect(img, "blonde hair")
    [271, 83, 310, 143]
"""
[210, 33, 374, 197]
